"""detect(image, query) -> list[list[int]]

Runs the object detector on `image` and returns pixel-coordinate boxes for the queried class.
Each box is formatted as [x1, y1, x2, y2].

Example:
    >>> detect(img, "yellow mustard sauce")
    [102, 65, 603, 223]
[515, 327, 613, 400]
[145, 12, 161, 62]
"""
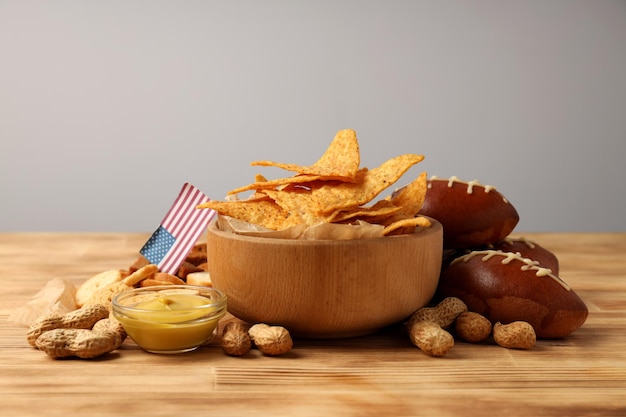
[116, 294, 223, 353]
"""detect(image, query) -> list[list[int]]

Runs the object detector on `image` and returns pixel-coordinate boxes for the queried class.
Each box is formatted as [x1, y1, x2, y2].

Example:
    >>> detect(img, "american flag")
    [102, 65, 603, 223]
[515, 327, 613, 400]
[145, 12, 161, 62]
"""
[140, 183, 215, 274]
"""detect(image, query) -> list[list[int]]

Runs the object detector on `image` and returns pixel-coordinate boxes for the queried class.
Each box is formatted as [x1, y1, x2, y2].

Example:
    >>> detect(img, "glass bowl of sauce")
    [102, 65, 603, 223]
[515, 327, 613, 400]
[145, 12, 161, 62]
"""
[112, 285, 227, 354]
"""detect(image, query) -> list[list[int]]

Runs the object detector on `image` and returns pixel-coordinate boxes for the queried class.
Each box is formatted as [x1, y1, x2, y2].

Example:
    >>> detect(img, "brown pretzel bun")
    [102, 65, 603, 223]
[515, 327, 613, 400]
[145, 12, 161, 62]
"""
[486, 236, 560, 275]
[442, 237, 560, 275]
[436, 250, 588, 339]
[418, 176, 519, 249]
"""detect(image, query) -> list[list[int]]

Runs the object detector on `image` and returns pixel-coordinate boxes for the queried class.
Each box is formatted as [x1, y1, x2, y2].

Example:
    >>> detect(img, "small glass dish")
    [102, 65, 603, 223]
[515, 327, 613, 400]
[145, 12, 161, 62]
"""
[112, 285, 227, 354]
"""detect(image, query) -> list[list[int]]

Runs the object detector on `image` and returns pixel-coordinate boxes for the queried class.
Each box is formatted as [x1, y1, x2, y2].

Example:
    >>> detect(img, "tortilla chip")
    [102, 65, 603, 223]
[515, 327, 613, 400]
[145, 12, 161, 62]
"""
[326, 199, 402, 224]
[227, 173, 323, 196]
[197, 196, 291, 230]
[382, 216, 432, 236]
[388, 171, 428, 217]
[196, 129, 428, 236]
[250, 129, 360, 182]
[261, 153, 423, 226]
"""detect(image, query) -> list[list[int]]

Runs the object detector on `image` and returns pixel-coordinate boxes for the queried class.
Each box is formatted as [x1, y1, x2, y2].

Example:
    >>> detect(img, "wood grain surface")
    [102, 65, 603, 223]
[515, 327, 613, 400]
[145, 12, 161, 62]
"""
[1, 232, 625, 417]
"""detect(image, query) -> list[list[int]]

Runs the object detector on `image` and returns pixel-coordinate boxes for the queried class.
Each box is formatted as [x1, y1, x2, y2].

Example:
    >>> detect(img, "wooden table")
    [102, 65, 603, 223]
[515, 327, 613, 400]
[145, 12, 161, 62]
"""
[1, 233, 625, 417]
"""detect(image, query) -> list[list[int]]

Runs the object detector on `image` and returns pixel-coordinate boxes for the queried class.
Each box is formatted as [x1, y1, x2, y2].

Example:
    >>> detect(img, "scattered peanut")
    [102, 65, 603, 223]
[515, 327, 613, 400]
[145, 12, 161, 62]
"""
[35, 328, 123, 359]
[408, 320, 454, 357]
[92, 316, 127, 343]
[24, 248, 215, 361]
[454, 311, 492, 343]
[221, 322, 252, 356]
[493, 321, 536, 350]
[248, 323, 293, 356]
[407, 297, 468, 329]
[26, 304, 110, 347]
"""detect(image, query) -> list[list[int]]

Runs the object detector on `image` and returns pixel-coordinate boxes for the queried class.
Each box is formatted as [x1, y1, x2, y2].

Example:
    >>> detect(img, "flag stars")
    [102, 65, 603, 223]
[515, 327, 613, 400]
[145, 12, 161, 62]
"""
[141, 226, 176, 265]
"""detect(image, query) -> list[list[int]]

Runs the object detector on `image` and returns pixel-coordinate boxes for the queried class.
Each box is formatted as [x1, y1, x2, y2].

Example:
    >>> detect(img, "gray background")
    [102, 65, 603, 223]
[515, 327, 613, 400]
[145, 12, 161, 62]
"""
[2, 0, 625, 233]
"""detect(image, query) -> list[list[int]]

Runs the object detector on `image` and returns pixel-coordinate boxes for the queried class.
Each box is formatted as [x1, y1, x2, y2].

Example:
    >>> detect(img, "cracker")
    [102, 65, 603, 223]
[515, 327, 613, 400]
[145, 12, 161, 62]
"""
[76, 270, 124, 307]
[122, 264, 158, 286]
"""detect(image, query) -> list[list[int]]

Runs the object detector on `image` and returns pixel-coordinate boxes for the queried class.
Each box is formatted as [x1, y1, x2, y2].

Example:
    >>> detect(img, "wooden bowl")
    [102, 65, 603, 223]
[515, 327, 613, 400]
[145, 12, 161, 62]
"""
[205, 219, 443, 338]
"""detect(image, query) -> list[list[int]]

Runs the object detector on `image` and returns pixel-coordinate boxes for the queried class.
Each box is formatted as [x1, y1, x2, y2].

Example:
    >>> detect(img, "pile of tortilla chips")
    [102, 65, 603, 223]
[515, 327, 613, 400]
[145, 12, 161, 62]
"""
[197, 129, 431, 239]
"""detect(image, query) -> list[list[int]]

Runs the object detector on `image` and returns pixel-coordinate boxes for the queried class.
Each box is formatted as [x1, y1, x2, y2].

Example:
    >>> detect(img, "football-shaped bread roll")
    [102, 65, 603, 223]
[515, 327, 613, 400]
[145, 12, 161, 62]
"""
[418, 176, 519, 249]
[487, 236, 560, 274]
[436, 250, 588, 339]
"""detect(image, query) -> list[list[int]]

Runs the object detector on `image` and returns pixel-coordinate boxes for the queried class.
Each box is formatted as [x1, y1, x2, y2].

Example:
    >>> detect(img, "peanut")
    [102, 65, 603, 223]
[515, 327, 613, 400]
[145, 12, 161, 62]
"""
[27, 304, 110, 347]
[92, 316, 127, 343]
[454, 311, 492, 343]
[407, 297, 468, 329]
[248, 323, 293, 356]
[493, 321, 536, 350]
[35, 328, 122, 359]
[409, 320, 454, 357]
[221, 322, 252, 356]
